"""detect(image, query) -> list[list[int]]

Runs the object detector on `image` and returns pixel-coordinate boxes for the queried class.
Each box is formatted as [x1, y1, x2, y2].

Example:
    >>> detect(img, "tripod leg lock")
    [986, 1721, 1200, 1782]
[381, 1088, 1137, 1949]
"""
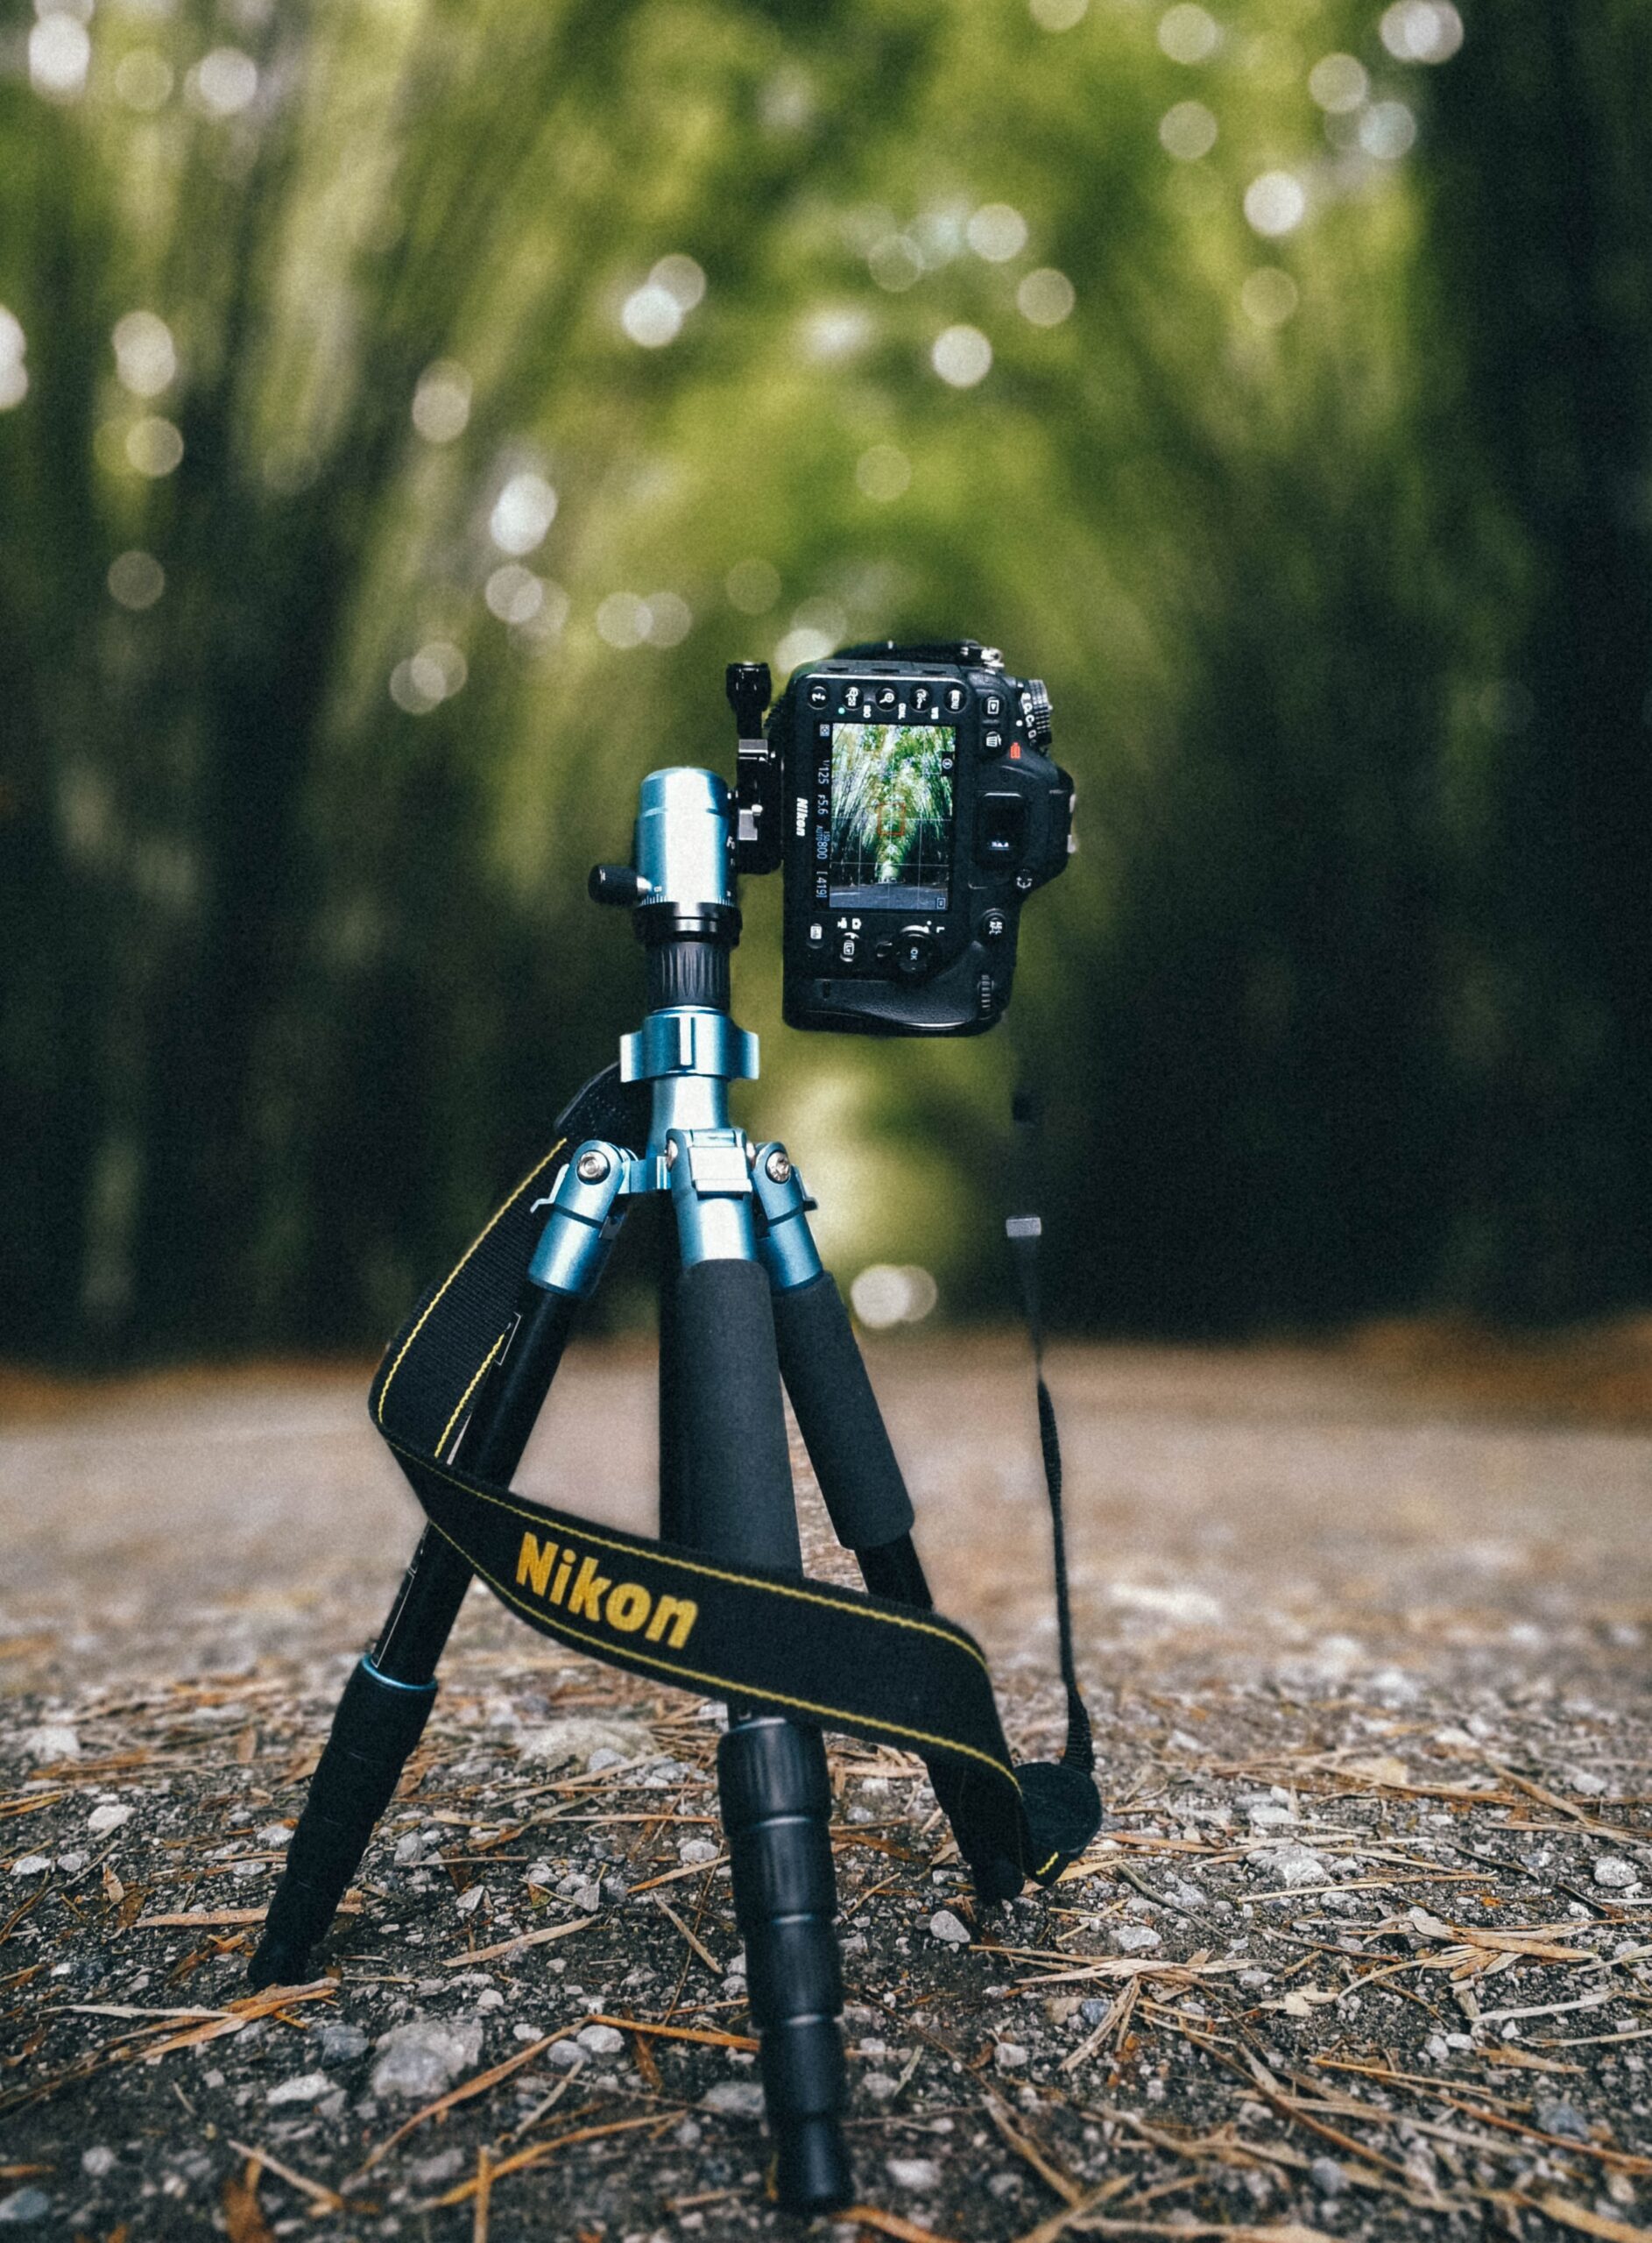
[718, 1715, 852, 2214]
[248, 1657, 436, 1988]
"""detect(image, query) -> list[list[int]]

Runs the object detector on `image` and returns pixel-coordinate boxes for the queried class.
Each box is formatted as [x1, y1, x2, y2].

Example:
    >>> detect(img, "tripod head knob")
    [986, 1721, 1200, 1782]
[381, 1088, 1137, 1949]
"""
[589, 863, 652, 909]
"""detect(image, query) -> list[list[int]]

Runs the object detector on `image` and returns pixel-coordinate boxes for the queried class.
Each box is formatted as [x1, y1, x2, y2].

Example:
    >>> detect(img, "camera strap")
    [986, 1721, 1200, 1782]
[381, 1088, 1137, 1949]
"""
[368, 1086, 1100, 1893]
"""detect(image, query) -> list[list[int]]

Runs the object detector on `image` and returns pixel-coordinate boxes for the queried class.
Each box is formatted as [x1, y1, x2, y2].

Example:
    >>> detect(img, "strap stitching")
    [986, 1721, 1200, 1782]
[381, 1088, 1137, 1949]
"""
[375, 1140, 568, 1429]
[418, 1517, 1020, 1787]
[387, 1437, 993, 1679]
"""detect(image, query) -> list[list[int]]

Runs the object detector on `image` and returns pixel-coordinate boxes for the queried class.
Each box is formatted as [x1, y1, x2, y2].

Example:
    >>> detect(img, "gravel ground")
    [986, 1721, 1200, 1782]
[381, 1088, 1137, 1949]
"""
[3, 1336, 1650, 2243]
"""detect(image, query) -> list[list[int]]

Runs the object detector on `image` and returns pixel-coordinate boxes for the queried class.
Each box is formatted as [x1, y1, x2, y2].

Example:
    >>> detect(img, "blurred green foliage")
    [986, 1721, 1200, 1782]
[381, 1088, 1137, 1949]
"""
[2, 0, 1648, 1362]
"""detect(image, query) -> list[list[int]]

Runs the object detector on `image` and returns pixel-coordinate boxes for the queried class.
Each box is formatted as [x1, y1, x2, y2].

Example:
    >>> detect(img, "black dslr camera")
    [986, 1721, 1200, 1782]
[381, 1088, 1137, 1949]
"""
[729, 640, 1074, 1035]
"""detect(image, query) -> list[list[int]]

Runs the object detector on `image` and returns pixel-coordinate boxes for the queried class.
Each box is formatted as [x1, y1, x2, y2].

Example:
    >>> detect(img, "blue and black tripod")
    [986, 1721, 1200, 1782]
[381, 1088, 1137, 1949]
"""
[250, 763, 977, 2212]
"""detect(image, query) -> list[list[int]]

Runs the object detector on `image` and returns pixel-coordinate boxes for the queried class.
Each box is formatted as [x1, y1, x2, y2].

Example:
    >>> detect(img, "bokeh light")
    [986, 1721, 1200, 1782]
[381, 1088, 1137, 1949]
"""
[189, 49, 259, 119]
[621, 285, 683, 348]
[29, 13, 90, 102]
[1016, 268, 1076, 326]
[1360, 101, 1418, 159]
[1029, 0, 1088, 28]
[1240, 266, 1299, 327]
[867, 237, 923, 293]
[108, 551, 166, 611]
[1244, 170, 1306, 237]
[966, 204, 1028, 263]
[1308, 53, 1368, 113]
[489, 472, 557, 556]
[390, 640, 467, 712]
[1157, 4, 1220, 65]
[596, 591, 651, 649]
[412, 361, 472, 444]
[1380, 1, 1465, 63]
[850, 1263, 939, 1328]
[125, 418, 184, 478]
[644, 591, 693, 647]
[1159, 100, 1218, 160]
[484, 564, 546, 626]
[112, 313, 177, 400]
[931, 324, 992, 387]
[649, 255, 706, 311]
[0, 309, 28, 412]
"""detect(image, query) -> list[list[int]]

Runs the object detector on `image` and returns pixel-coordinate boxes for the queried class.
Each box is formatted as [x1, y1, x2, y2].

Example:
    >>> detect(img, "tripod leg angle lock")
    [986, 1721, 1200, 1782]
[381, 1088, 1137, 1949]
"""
[252, 764, 1099, 2215]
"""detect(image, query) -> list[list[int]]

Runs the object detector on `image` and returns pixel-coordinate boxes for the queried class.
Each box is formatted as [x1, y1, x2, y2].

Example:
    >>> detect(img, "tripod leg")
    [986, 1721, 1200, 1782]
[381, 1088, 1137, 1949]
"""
[662, 1152, 849, 2212]
[251, 1149, 627, 1988]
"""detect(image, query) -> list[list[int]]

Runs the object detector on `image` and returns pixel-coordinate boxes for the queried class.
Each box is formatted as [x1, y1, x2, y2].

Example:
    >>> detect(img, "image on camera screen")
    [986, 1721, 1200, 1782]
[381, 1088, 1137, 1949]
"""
[827, 722, 955, 910]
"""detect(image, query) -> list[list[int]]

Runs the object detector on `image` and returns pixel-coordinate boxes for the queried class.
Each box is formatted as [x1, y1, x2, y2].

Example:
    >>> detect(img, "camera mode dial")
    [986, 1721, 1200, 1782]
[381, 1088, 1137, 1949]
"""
[1020, 677, 1054, 752]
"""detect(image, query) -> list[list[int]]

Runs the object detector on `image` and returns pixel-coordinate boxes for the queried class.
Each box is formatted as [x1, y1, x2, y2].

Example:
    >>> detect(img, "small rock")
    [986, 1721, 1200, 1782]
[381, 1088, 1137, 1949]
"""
[266, 2070, 331, 2106]
[702, 2079, 766, 2119]
[476, 1986, 504, 2010]
[1536, 2100, 1592, 2143]
[571, 1882, 602, 1913]
[9, 1857, 50, 1879]
[587, 1747, 625, 1772]
[316, 2022, 368, 2065]
[547, 2041, 584, 2070]
[928, 1909, 970, 1945]
[512, 2021, 543, 2041]
[393, 1831, 429, 1864]
[515, 1716, 653, 1771]
[55, 1851, 87, 1875]
[411, 2147, 467, 2187]
[1113, 1924, 1161, 1953]
[886, 2156, 941, 2191]
[577, 2023, 625, 2056]
[81, 2148, 116, 2178]
[678, 1837, 719, 1866]
[371, 2017, 484, 2100]
[258, 1822, 293, 1847]
[1311, 2157, 1347, 2196]
[994, 2042, 1029, 2071]
[863, 2072, 900, 2103]
[1079, 1998, 1108, 2026]
[0, 2188, 51, 2225]
[22, 1725, 78, 1764]
[86, 1803, 132, 1836]
[1592, 1857, 1640, 1890]
[1267, 1845, 1327, 1886]
[523, 1859, 554, 1886]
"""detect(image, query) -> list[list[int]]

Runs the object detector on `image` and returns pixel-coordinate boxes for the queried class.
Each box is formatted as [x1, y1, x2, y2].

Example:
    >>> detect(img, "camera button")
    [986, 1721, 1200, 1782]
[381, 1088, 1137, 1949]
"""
[835, 930, 860, 965]
[893, 928, 935, 980]
[808, 681, 830, 706]
[981, 909, 1006, 942]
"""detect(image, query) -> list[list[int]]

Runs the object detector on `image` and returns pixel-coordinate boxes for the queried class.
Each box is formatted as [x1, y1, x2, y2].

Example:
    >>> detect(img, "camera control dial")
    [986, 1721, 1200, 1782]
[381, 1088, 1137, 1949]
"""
[1020, 677, 1054, 752]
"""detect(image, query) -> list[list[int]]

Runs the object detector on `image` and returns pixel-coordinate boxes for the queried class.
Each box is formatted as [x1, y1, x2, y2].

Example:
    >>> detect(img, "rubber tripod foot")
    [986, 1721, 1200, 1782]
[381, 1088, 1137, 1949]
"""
[775, 2117, 854, 2215]
[245, 1938, 310, 1992]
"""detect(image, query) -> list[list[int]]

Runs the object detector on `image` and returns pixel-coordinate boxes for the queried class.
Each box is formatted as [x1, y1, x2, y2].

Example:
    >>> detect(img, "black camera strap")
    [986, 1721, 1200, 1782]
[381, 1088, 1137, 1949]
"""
[1007, 1087, 1095, 1782]
[368, 1107, 1100, 1893]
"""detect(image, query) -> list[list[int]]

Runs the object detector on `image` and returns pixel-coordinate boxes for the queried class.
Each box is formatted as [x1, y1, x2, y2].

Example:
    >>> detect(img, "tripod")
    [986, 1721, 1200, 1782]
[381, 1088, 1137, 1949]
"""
[250, 765, 966, 2212]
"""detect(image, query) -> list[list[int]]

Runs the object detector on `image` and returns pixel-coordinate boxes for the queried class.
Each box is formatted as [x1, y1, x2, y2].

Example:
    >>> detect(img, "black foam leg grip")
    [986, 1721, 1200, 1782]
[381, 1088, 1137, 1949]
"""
[718, 1716, 852, 2214]
[249, 1659, 435, 1987]
[674, 1260, 800, 1571]
[772, 1271, 915, 1552]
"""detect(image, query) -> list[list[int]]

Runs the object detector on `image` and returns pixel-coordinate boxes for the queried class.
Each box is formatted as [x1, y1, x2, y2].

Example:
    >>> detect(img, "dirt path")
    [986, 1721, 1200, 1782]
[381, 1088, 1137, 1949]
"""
[3, 1343, 1649, 2240]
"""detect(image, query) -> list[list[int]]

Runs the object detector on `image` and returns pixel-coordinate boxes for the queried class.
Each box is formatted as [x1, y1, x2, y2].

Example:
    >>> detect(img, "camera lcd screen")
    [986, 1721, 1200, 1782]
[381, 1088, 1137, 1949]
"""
[827, 722, 955, 911]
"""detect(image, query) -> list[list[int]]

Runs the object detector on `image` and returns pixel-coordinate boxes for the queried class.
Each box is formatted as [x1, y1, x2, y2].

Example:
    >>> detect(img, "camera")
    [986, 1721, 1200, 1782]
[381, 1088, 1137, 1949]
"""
[728, 640, 1074, 1035]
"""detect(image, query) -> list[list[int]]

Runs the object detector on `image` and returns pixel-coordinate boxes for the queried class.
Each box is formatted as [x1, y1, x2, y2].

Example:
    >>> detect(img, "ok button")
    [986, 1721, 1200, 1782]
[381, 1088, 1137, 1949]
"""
[893, 928, 935, 979]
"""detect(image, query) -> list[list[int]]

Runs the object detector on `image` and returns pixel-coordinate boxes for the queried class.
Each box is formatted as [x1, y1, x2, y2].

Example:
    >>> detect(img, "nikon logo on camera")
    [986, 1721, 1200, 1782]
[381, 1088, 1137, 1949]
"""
[515, 1532, 698, 1650]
